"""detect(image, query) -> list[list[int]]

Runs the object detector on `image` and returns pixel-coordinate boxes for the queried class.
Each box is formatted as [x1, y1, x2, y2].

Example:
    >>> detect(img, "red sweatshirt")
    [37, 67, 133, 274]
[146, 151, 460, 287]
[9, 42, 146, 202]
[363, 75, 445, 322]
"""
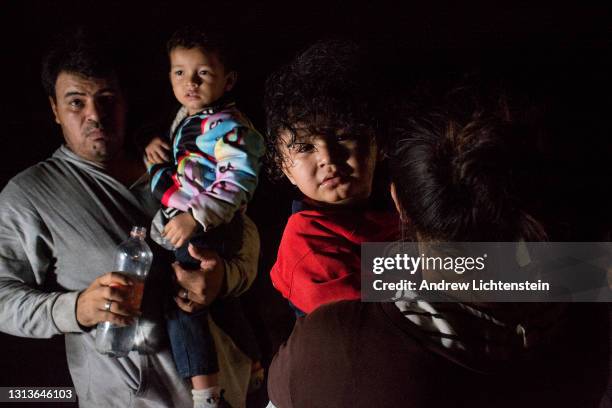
[270, 207, 400, 314]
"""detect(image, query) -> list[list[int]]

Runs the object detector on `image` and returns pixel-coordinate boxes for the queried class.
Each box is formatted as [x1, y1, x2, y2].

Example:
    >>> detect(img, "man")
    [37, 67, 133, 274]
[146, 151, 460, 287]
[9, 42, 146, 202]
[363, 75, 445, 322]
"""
[0, 31, 259, 407]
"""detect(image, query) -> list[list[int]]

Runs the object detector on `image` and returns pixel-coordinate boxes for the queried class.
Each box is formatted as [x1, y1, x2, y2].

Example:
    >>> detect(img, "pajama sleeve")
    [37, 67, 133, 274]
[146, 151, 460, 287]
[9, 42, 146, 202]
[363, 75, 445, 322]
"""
[188, 115, 265, 231]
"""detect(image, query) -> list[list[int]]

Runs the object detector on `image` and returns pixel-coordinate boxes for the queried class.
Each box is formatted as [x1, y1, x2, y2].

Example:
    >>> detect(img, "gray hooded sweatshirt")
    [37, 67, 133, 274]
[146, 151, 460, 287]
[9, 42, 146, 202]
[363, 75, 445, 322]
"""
[0, 146, 258, 407]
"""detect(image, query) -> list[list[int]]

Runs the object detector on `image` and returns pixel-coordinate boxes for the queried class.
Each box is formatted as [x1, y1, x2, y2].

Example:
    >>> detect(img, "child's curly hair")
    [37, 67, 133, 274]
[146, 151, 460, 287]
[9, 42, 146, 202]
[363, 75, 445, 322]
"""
[264, 40, 379, 180]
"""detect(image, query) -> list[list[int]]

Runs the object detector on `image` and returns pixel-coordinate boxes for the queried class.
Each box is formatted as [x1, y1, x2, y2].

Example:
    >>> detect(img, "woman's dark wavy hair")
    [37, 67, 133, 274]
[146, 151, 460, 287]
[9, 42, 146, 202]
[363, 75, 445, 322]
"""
[387, 88, 547, 242]
[264, 40, 380, 180]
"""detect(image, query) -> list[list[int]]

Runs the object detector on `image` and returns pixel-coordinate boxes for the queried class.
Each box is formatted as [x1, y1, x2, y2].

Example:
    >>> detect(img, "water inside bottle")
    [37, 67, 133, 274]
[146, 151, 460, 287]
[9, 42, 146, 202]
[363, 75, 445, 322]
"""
[95, 321, 139, 358]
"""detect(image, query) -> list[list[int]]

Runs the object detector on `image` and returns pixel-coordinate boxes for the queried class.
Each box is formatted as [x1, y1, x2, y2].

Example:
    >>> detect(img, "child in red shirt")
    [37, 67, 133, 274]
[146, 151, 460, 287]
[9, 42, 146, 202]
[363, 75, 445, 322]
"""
[264, 41, 399, 315]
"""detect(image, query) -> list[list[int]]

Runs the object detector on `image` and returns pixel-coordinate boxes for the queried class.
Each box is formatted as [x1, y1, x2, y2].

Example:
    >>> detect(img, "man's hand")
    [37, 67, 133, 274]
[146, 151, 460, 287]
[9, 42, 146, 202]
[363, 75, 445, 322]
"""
[76, 272, 141, 328]
[173, 244, 226, 313]
[163, 212, 199, 248]
[145, 136, 171, 164]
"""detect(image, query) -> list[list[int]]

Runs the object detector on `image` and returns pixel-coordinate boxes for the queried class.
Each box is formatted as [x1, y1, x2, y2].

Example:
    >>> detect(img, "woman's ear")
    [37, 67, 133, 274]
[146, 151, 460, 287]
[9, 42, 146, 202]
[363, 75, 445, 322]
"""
[390, 182, 407, 222]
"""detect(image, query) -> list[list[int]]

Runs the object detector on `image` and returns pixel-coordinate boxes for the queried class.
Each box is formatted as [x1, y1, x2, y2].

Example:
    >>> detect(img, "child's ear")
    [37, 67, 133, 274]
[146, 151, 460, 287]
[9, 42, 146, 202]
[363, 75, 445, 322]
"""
[281, 166, 297, 186]
[49, 96, 60, 124]
[224, 71, 238, 92]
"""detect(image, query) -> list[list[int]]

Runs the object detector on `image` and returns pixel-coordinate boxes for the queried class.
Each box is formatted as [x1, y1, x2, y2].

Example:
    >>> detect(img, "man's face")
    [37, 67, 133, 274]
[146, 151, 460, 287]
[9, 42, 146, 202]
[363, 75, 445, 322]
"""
[50, 72, 126, 163]
[279, 128, 378, 206]
[169, 46, 236, 115]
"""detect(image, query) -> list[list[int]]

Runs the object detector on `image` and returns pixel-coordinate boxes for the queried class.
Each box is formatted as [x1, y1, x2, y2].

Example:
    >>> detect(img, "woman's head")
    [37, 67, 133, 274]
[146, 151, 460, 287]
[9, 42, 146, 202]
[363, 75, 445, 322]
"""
[387, 91, 546, 242]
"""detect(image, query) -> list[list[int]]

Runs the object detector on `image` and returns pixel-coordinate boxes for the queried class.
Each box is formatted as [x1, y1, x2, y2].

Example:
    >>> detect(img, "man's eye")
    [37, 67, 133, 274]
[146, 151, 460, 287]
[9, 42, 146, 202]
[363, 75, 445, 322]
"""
[98, 95, 116, 107]
[69, 100, 84, 109]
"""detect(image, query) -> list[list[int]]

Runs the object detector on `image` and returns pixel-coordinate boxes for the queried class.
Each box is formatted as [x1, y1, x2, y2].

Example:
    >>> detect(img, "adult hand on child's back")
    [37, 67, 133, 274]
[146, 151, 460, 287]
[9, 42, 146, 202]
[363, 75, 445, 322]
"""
[145, 136, 170, 164]
[163, 212, 199, 248]
[172, 244, 226, 313]
[76, 272, 140, 328]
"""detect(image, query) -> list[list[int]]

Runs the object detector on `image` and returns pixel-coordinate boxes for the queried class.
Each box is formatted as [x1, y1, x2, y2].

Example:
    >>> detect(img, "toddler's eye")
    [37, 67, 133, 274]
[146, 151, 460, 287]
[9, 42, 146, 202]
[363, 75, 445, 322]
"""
[174, 70, 183, 76]
[199, 70, 209, 76]
[336, 133, 357, 142]
[295, 143, 315, 153]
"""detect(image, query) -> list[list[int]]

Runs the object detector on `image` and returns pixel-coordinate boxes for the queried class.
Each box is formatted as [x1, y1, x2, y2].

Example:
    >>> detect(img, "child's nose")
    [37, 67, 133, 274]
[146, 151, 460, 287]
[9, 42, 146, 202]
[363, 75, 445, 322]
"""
[316, 144, 340, 167]
[187, 74, 202, 87]
[316, 141, 344, 167]
[316, 146, 331, 166]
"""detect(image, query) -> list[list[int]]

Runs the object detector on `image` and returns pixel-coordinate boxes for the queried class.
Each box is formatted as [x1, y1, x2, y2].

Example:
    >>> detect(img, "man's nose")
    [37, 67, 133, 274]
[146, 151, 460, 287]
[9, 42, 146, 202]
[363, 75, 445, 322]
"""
[85, 100, 102, 122]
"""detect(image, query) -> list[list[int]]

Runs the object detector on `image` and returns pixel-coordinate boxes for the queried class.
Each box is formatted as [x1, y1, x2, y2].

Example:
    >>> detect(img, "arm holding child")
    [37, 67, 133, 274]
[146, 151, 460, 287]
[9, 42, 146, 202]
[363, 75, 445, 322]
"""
[172, 214, 260, 312]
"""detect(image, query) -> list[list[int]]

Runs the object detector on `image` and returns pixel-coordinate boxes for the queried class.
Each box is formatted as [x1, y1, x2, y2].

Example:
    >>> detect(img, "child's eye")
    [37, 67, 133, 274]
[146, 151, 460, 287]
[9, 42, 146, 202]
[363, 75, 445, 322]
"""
[336, 134, 357, 142]
[294, 143, 315, 153]
[174, 70, 183, 76]
[199, 70, 209, 76]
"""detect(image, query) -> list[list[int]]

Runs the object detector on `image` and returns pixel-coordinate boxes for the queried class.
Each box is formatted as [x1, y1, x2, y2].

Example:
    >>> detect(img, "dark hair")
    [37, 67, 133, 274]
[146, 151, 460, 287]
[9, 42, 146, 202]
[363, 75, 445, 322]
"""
[264, 40, 380, 180]
[387, 90, 547, 242]
[166, 26, 235, 72]
[41, 28, 120, 100]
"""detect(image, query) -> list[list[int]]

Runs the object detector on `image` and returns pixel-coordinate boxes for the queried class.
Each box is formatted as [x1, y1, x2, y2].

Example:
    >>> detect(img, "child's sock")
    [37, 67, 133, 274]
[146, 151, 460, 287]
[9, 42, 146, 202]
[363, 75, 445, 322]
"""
[192, 386, 223, 408]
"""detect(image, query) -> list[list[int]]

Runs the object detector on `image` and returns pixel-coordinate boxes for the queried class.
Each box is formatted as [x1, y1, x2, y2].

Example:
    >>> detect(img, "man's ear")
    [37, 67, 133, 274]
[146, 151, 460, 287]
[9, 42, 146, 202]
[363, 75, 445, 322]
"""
[49, 96, 60, 125]
[390, 182, 407, 221]
[224, 71, 238, 92]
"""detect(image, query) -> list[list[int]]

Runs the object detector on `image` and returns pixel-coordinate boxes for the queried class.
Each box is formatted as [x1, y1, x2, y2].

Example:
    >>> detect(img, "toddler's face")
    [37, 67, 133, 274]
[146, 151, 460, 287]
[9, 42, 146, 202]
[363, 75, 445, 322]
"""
[279, 127, 377, 206]
[169, 47, 235, 115]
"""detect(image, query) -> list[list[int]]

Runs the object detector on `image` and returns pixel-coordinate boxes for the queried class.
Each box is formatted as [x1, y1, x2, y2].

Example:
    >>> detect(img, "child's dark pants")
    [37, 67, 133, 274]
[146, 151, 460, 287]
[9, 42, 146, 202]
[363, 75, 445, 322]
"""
[167, 215, 261, 378]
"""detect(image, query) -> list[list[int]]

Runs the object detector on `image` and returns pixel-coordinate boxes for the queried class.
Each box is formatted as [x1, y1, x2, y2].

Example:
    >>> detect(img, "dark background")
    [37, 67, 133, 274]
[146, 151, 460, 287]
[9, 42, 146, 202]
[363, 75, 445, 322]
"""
[0, 1, 610, 406]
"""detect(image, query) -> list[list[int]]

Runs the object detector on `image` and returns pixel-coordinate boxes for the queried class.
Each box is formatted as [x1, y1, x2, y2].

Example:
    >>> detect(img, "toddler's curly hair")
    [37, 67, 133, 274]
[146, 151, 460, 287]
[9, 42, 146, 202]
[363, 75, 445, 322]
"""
[264, 40, 379, 180]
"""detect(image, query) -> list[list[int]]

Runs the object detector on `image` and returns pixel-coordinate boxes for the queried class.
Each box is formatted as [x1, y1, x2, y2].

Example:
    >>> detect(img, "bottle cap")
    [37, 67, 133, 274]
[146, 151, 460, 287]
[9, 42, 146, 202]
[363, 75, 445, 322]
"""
[130, 226, 147, 240]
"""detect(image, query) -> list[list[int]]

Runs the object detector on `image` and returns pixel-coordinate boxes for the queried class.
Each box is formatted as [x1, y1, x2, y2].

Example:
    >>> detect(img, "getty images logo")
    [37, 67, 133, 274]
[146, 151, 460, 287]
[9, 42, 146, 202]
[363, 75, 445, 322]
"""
[371, 253, 488, 275]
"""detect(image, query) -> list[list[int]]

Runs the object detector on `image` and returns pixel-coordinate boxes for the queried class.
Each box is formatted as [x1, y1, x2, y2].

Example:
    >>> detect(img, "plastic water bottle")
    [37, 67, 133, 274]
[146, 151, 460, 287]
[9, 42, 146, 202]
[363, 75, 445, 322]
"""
[95, 226, 153, 357]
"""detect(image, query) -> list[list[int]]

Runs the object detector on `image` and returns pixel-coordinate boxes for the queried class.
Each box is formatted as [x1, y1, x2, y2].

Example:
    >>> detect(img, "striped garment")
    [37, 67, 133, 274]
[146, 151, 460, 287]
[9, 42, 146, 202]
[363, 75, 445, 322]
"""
[148, 102, 265, 231]
[393, 290, 568, 371]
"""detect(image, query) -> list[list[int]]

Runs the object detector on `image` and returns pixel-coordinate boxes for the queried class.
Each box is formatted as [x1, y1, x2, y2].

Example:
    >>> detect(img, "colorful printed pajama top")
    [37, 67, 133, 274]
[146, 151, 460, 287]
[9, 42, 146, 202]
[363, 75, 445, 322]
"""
[148, 102, 265, 231]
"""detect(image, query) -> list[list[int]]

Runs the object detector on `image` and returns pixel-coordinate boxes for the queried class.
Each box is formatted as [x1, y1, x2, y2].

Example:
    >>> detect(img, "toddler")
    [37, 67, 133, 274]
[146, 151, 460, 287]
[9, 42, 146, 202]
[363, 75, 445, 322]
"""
[264, 41, 400, 316]
[145, 27, 264, 408]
